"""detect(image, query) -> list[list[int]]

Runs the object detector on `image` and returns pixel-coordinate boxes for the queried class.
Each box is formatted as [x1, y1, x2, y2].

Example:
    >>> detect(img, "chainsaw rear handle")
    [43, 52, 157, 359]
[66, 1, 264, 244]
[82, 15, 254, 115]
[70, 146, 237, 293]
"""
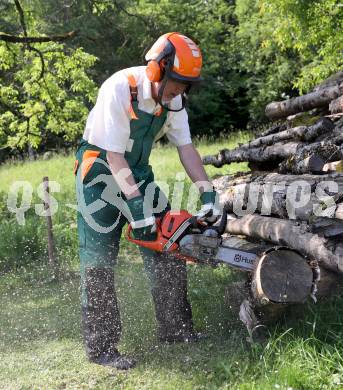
[126, 219, 179, 252]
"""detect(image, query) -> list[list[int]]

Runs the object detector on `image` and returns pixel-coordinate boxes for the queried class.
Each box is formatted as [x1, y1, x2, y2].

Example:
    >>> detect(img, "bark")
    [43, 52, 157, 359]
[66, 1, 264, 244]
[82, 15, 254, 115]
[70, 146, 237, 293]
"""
[329, 95, 343, 114]
[278, 155, 325, 175]
[279, 141, 342, 174]
[213, 172, 343, 222]
[203, 140, 342, 170]
[0, 31, 77, 43]
[265, 82, 343, 120]
[313, 71, 343, 92]
[260, 123, 287, 137]
[203, 142, 302, 167]
[225, 214, 343, 273]
[323, 160, 343, 173]
[225, 259, 343, 342]
[240, 118, 334, 150]
[316, 267, 343, 298]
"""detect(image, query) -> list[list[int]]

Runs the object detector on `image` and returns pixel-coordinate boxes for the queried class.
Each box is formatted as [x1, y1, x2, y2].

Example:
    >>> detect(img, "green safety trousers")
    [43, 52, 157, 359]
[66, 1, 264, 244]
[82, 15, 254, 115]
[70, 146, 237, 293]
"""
[75, 96, 194, 360]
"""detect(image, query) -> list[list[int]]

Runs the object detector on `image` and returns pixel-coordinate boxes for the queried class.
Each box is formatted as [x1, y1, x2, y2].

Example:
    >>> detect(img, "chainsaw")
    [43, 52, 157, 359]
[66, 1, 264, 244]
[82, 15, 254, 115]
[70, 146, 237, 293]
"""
[126, 210, 258, 272]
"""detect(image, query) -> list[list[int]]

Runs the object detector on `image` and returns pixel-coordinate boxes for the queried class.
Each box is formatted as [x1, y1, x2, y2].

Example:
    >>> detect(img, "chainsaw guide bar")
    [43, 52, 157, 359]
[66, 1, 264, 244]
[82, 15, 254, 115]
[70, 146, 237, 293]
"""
[178, 234, 257, 271]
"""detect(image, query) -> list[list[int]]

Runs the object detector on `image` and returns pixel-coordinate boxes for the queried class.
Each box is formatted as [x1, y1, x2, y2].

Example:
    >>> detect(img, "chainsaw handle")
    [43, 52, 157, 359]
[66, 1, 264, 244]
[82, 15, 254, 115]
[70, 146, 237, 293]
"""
[200, 212, 227, 236]
[215, 212, 228, 235]
[126, 223, 159, 251]
[126, 218, 179, 252]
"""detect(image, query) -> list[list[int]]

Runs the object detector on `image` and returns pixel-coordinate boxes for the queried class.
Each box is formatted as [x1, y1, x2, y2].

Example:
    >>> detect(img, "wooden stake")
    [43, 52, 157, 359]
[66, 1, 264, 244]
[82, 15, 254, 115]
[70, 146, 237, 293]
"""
[43, 176, 58, 278]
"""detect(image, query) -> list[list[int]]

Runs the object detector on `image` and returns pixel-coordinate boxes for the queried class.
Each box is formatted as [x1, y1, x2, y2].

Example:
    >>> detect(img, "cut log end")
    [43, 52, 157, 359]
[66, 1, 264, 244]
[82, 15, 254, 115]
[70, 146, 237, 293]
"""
[253, 248, 313, 304]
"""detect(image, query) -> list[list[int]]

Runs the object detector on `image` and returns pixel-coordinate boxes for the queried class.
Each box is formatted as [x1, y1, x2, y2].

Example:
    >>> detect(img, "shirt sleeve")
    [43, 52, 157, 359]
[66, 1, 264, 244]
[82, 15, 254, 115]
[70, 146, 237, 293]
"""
[165, 96, 192, 147]
[85, 75, 131, 153]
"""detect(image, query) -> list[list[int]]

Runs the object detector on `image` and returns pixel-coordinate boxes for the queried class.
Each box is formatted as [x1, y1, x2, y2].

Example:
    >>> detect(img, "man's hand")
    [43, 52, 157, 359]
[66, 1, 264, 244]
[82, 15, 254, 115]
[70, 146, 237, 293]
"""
[177, 144, 221, 224]
[127, 195, 157, 241]
[107, 151, 156, 240]
[197, 189, 221, 225]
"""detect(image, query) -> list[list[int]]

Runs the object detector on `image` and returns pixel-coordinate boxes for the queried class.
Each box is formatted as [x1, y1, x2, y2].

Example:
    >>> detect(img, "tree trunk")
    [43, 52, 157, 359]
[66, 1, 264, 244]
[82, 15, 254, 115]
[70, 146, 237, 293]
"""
[226, 256, 343, 342]
[251, 247, 313, 304]
[329, 95, 343, 114]
[260, 123, 287, 137]
[221, 224, 343, 341]
[278, 154, 325, 174]
[223, 245, 313, 342]
[203, 137, 342, 169]
[313, 71, 343, 92]
[241, 118, 334, 150]
[213, 172, 343, 222]
[203, 142, 302, 167]
[265, 82, 343, 120]
[225, 214, 343, 273]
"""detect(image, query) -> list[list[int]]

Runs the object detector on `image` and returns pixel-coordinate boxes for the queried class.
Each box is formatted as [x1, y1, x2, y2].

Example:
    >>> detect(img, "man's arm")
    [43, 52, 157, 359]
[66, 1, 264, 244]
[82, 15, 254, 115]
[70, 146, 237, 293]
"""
[106, 151, 141, 199]
[106, 151, 156, 239]
[177, 143, 213, 192]
[178, 143, 221, 222]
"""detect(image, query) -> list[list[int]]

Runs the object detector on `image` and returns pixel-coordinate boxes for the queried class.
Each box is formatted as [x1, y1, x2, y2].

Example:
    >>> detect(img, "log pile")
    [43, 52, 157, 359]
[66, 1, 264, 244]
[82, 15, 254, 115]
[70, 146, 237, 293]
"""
[203, 117, 343, 174]
[203, 72, 343, 342]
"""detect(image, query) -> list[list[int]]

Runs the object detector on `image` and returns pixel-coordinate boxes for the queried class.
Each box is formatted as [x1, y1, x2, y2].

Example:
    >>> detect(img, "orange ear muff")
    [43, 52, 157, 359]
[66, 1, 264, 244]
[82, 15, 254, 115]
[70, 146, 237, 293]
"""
[146, 60, 162, 82]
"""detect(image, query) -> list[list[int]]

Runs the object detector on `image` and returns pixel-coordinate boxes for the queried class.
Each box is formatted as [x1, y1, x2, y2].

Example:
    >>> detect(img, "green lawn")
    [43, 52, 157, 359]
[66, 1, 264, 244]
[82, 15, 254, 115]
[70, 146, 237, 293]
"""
[1, 135, 343, 389]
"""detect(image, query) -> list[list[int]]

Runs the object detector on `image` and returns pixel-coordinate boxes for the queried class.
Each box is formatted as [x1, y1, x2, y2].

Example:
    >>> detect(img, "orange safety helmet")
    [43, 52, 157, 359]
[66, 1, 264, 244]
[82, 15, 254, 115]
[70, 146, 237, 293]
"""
[145, 32, 203, 84]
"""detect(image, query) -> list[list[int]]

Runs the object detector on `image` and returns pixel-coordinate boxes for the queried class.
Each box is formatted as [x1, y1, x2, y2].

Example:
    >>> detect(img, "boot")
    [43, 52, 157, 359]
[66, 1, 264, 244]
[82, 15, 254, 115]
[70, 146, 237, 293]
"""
[81, 267, 135, 370]
[89, 351, 136, 370]
[149, 253, 201, 343]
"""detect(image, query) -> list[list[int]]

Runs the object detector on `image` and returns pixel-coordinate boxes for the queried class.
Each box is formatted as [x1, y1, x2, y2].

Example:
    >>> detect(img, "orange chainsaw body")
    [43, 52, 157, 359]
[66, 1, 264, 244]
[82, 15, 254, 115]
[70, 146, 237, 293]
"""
[126, 210, 193, 253]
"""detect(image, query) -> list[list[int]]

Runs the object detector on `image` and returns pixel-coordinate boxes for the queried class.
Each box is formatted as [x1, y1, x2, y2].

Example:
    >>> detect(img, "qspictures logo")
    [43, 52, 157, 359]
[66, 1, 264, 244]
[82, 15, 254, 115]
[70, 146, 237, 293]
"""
[5, 157, 342, 233]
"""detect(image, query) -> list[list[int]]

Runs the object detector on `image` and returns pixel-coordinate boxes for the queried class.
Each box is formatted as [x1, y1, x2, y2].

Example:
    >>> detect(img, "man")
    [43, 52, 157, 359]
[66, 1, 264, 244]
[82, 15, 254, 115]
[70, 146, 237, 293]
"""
[75, 32, 219, 370]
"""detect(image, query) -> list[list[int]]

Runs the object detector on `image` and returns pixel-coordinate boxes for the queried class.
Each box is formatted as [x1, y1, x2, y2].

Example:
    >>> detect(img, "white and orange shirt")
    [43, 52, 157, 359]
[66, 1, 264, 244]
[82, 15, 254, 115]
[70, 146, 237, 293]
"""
[83, 66, 192, 153]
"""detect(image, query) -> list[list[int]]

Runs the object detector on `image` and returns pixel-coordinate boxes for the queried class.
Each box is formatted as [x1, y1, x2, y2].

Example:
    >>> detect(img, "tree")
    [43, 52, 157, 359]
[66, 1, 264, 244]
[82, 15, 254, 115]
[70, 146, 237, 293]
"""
[235, 0, 343, 120]
[134, 0, 249, 134]
[0, 0, 342, 152]
[0, 0, 97, 150]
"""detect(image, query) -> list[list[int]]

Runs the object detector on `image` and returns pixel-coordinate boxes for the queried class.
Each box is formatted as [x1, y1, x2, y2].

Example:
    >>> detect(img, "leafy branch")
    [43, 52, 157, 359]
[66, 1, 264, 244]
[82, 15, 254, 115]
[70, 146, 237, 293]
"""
[0, 31, 78, 44]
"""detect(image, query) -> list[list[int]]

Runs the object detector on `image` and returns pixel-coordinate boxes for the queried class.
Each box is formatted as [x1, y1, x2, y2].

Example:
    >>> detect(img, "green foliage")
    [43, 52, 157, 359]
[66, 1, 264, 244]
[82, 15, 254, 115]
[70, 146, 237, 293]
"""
[135, 0, 248, 133]
[0, 0, 342, 150]
[0, 216, 45, 273]
[0, 0, 98, 151]
[0, 42, 97, 149]
[264, 0, 343, 92]
[235, 0, 343, 119]
[0, 135, 249, 273]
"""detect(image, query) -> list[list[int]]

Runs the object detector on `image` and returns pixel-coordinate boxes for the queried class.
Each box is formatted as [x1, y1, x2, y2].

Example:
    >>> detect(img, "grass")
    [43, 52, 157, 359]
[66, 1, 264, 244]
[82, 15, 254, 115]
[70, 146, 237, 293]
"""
[1, 134, 343, 389]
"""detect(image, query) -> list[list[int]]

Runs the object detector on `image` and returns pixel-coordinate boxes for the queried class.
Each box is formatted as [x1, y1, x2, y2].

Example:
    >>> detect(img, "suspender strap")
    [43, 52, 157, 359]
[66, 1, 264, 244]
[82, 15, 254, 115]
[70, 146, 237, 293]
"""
[126, 74, 138, 101]
[125, 71, 164, 119]
[125, 73, 139, 120]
